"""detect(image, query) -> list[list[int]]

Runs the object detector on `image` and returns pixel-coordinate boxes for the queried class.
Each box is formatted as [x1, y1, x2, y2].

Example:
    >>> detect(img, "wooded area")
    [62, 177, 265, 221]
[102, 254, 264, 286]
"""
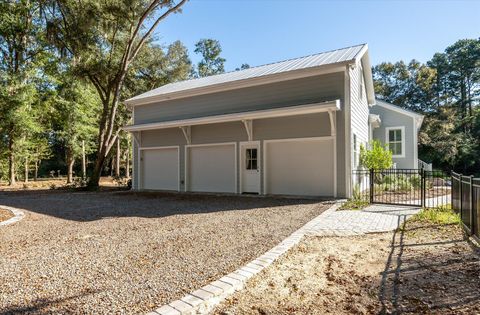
[1, 1, 479, 187]
[0, 0, 232, 187]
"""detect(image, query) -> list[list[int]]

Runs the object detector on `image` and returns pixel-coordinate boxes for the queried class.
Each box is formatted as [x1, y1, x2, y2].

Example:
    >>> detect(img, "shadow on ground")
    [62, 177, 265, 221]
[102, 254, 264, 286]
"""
[378, 217, 480, 314]
[0, 189, 330, 222]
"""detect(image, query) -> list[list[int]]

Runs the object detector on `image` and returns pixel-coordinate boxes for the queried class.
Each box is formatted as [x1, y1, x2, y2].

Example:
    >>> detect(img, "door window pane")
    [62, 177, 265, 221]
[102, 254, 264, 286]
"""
[245, 148, 258, 170]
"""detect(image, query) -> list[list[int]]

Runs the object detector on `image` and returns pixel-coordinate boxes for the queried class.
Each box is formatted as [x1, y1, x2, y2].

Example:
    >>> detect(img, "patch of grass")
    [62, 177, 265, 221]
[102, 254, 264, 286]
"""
[411, 204, 460, 225]
[339, 199, 369, 211]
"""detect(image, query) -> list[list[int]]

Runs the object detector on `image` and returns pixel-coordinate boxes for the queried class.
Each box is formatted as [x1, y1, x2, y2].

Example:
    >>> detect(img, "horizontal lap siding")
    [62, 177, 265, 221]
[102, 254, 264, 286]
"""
[133, 72, 344, 125]
[350, 64, 369, 170]
[370, 105, 416, 169]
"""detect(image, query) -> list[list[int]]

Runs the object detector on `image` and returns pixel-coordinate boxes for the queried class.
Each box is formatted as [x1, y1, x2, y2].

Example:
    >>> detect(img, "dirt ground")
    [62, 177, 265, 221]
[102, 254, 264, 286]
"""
[0, 190, 330, 314]
[215, 220, 480, 314]
[0, 208, 14, 222]
[0, 176, 123, 191]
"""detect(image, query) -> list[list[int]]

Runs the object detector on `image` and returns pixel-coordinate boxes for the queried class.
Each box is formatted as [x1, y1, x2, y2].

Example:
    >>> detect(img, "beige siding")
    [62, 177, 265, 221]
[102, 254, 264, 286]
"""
[134, 72, 344, 124]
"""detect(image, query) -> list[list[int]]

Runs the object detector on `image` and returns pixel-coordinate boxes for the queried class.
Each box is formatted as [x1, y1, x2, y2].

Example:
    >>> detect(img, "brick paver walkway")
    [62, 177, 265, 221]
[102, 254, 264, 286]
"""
[306, 204, 421, 236]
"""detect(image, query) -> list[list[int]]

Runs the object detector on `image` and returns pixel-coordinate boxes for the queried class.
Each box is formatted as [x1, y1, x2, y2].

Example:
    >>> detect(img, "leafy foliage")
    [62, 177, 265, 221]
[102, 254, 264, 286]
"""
[194, 38, 226, 77]
[373, 38, 480, 174]
[359, 140, 393, 170]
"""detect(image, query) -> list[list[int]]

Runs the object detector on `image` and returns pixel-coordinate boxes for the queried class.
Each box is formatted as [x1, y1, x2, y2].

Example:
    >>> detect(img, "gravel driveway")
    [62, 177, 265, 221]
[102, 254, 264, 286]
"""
[0, 190, 330, 314]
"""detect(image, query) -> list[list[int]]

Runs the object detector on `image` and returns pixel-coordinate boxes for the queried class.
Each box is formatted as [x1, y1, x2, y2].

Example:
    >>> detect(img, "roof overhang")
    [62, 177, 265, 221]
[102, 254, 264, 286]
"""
[351, 44, 375, 106]
[123, 99, 341, 132]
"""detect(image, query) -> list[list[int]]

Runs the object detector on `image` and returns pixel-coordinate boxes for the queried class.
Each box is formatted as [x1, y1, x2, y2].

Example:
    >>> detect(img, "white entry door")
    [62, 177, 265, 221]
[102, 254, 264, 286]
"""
[241, 142, 260, 194]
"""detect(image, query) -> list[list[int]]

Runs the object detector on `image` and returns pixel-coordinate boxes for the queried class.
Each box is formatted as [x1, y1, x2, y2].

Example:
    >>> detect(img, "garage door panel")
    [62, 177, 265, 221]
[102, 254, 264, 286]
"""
[188, 144, 236, 193]
[266, 139, 334, 196]
[142, 148, 179, 191]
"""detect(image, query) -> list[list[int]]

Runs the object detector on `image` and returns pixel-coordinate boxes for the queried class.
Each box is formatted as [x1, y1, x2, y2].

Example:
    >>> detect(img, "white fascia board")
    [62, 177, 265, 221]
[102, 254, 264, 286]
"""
[123, 99, 341, 132]
[359, 51, 375, 106]
[125, 64, 350, 107]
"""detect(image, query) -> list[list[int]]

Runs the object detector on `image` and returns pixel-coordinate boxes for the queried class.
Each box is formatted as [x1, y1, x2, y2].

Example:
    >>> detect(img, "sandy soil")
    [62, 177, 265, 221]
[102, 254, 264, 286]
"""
[0, 208, 14, 222]
[215, 220, 480, 314]
[0, 190, 330, 314]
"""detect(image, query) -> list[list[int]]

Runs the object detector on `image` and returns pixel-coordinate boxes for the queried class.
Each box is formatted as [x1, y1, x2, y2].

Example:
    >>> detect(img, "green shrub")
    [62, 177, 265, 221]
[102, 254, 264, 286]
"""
[412, 205, 460, 225]
[410, 175, 421, 189]
[396, 178, 413, 191]
[360, 140, 393, 170]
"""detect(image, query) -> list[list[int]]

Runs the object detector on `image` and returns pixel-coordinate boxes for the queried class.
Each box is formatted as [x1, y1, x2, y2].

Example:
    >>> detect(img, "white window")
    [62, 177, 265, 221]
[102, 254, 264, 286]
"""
[386, 126, 405, 158]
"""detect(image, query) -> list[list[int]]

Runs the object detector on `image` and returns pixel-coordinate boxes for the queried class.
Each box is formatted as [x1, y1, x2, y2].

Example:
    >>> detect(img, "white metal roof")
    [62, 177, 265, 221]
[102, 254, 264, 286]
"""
[126, 44, 368, 105]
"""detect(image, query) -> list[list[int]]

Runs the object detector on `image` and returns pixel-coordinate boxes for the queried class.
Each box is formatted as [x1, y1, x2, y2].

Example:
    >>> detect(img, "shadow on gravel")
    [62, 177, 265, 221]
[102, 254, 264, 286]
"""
[0, 190, 331, 222]
[0, 290, 99, 314]
[378, 218, 480, 314]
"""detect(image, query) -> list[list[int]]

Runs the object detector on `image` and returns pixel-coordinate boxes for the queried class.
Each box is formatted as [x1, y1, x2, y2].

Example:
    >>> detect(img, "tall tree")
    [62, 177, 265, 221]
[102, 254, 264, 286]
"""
[0, 0, 46, 185]
[194, 38, 226, 77]
[51, 74, 99, 183]
[373, 38, 480, 174]
[45, 0, 188, 189]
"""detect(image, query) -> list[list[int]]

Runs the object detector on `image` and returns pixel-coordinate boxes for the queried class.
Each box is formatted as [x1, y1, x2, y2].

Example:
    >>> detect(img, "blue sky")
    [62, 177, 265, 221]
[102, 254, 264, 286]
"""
[153, 0, 480, 71]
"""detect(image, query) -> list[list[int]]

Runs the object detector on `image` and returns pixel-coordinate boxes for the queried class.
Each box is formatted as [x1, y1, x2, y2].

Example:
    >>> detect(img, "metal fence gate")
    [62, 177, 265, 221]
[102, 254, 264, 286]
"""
[352, 169, 451, 208]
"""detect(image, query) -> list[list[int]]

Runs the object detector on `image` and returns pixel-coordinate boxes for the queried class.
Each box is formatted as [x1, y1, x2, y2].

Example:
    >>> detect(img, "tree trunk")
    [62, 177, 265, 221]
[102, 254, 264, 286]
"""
[82, 140, 86, 179]
[8, 136, 15, 186]
[24, 157, 28, 183]
[66, 150, 74, 184]
[34, 160, 38, 181]
[88, 153, 106, 190]
[115, 138, 120, 177]
[125, 148, 130, 178]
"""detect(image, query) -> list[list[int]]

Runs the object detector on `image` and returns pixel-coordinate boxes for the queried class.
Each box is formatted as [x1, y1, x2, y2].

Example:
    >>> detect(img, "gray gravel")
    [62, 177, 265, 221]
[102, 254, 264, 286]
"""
[0, 190, 330, 314]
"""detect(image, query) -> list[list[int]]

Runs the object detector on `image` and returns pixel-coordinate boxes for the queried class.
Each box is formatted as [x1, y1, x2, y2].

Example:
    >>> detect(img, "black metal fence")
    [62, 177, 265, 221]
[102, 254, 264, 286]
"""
[451, 172, 480, 239]
[352, 169, 451, 208]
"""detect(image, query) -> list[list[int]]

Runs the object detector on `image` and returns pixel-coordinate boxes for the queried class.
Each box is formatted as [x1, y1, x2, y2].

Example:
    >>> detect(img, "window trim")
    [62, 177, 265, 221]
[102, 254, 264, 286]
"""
[353, 133, 358, 169]
[385, 126, 406, 158]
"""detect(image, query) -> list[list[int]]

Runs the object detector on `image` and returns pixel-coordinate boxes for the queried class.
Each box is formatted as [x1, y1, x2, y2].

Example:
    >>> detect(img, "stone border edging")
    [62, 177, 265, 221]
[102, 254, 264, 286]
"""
[147, 202, 341, 315]
[0, 205, 25, 227]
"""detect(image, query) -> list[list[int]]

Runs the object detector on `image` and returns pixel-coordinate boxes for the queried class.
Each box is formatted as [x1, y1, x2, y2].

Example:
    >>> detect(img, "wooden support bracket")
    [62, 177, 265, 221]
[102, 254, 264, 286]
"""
[180, 126, 191, 145]
[242, 119, 253, 141]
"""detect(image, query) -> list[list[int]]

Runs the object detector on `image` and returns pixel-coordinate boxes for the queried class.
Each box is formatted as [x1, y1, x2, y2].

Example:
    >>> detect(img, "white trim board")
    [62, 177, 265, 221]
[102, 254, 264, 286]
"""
[385, 126, 406, 158]
[138, 145, 181, 192]
[239, 141, 261, 194]
[184, 142, 238, 193]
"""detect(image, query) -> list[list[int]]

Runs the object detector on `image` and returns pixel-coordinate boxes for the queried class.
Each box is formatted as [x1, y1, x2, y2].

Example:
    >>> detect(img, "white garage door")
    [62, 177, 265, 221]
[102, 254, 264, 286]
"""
[141, 147, 179, 191]
[187, 144, 236, 193]
[265, 138, 334, 196]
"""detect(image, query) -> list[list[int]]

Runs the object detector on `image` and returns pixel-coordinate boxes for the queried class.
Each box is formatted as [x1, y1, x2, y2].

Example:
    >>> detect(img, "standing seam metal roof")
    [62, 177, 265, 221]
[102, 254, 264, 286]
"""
[127, 43, 367, 103]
